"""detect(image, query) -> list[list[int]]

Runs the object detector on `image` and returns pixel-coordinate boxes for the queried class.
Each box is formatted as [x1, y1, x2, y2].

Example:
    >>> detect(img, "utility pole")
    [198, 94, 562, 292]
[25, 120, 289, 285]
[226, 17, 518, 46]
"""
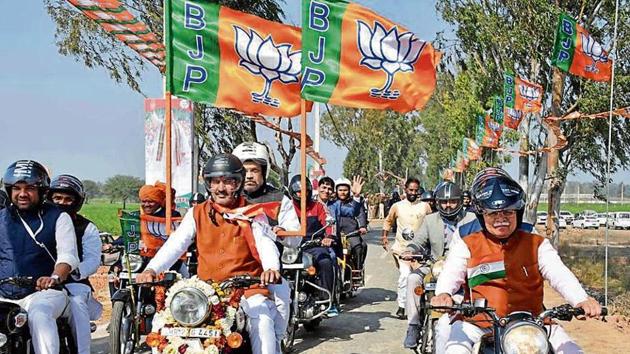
[378, 149, 384, 194]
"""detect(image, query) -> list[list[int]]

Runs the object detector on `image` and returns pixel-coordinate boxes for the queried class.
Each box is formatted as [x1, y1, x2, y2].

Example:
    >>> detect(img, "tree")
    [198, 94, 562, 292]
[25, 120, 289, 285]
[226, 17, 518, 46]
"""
[103, 175, 144, 208]
[434, 0, 630, 245]
[45, 0, 286, 175]
[81, 179, 102, 204]
[322, 107, 424, 193]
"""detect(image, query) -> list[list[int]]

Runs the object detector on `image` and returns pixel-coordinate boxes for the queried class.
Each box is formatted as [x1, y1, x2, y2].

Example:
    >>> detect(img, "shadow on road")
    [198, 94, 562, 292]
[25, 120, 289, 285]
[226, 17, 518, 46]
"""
[291, 287, 398, 353]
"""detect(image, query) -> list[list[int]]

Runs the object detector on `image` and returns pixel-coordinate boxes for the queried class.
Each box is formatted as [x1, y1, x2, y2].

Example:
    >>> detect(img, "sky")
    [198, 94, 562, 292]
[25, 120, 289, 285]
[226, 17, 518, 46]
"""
[0, 1, 621, 185]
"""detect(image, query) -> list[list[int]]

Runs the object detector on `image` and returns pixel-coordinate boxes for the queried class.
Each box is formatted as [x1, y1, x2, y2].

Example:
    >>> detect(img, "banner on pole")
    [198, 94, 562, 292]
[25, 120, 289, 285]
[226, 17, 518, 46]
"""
[144, 98, 193, 208]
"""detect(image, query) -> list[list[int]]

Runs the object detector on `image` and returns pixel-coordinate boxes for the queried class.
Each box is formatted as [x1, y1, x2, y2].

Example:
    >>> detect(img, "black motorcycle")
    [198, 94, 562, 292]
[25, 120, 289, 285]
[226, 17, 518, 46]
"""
[429, 300, 607, 354]
[280, 220, 338, 352]
[0, 277, 77, 354]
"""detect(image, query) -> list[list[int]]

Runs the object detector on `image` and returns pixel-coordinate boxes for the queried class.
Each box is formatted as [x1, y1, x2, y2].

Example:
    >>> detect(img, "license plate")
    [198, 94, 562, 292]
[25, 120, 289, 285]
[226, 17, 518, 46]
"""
[424, 283, 436, 291]
[160, 327, 189, 336]
[189, 328, 221, 338]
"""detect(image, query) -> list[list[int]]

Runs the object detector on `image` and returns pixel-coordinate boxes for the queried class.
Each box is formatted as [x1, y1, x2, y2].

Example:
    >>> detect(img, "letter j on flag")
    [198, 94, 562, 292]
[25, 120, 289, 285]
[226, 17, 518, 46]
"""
[300, 0, 441, 113]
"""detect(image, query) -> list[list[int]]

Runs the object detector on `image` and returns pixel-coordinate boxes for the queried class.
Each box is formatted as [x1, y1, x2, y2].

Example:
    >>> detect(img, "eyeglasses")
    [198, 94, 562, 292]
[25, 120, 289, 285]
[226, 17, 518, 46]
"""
[209, 177, 239, 188]
[482, 209, 517, 218]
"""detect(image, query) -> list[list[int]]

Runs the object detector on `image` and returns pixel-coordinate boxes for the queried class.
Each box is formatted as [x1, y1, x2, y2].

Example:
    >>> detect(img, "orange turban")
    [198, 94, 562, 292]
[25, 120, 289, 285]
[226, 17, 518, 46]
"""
[139, 182, 176, 207]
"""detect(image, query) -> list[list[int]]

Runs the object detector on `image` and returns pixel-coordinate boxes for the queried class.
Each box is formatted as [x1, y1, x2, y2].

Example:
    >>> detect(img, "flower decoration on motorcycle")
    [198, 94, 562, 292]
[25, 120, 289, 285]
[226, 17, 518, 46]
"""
[147, 276, 246, 353]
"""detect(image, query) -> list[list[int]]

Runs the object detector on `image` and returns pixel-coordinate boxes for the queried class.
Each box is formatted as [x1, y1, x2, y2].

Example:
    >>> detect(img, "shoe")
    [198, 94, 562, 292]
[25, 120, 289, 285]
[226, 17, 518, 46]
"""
[396, 307, 407, 320]
[326, 305, 340, 318]
[403, 324, 420, 349]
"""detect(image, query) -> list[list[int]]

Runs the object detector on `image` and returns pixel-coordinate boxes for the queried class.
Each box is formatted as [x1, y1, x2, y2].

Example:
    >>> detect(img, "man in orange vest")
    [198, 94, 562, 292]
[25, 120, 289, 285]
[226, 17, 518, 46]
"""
[431, 168, 602, 354]
[137, 154, 282, 354]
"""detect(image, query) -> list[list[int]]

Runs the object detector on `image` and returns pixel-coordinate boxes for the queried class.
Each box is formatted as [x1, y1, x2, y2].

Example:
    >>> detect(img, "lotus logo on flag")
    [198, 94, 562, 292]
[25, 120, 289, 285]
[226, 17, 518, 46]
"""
[488, 120, 501, 132]
[357, 21, 425, 100]
[580, 33, 609, 73]
[519, 84, 541, 103]
[506, 108, 523, 120]
[234, 26, 301, 108]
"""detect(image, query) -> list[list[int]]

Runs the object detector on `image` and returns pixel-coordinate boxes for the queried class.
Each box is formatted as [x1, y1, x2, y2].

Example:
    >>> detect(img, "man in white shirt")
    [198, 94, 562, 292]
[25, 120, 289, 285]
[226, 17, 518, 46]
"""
[137, 154, 282, 354]
[47, 174, 103, 354]
[431, 168, 601, 354]
[0, 160, 80, 354]
[381, 177, 432, 319]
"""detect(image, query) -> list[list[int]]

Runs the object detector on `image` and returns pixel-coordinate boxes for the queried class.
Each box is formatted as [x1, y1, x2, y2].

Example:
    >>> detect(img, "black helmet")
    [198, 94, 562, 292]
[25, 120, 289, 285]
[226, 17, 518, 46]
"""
[434, 181, 463, 218]
[189, 192, 206, 206]
[3, 160, 50, 199]
[0, 190, 8, 209]
[202, 153, 245, 195]
[289, 175, 312, 203]
[471, 167, 525, 224]
[463, 190, 471, 199]
[47, 174, 86, 214]
[420, 190, 435, 202]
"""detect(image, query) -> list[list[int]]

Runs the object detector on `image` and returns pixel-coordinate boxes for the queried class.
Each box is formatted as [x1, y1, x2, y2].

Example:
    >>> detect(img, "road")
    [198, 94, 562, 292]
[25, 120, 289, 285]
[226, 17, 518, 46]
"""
[92, 225, 411, 353]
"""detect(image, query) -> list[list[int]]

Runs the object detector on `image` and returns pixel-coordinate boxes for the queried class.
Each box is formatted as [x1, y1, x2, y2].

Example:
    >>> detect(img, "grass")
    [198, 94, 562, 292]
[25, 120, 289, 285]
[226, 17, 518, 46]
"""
[80, 200, 140, 235]
[538, 202, 630, 214]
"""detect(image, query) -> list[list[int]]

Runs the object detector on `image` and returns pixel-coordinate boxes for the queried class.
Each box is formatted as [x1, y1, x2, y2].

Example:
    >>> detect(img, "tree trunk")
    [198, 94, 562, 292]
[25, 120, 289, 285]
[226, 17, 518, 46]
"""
[546, 67, 564, 247]
[519, 114, 530, 195]
[525, 154, 547, 224]
[123, 197, 127, 210]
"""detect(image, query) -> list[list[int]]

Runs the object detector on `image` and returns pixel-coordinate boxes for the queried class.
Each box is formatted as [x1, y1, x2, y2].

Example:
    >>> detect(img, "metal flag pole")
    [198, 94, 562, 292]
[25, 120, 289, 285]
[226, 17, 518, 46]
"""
[299, 100, 308, 236]
[604, 0, 621, 307]
[164, 0, 173, 234]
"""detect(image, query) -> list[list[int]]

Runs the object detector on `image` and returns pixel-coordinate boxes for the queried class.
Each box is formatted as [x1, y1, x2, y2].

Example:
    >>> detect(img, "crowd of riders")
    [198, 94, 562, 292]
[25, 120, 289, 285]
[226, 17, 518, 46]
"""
[0, 148, 605, 354]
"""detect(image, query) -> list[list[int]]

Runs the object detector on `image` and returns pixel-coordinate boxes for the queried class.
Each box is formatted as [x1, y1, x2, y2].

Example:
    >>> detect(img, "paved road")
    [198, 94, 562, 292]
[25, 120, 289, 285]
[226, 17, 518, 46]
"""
[93, 225, 411, 353]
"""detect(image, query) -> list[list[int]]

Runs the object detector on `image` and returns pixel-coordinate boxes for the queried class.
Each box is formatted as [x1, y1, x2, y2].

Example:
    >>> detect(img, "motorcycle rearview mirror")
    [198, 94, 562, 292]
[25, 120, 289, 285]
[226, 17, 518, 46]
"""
[401, 228, 414, 241]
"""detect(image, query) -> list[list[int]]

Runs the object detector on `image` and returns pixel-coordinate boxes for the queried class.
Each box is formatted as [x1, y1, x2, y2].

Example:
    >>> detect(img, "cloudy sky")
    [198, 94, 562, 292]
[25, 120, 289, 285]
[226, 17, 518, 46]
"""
[0, 1, 618, 185]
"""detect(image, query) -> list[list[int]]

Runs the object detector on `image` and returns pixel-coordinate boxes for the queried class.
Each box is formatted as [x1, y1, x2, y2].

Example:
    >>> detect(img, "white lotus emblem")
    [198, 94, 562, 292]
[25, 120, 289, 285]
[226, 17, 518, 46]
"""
[506, 108, 523, 121]
[488, 120, 501, 132]
[519, 84, 540, 103]
[580, 33, 609, 73]
[234, 26, 301, 108]
[357, 21, 425, 100]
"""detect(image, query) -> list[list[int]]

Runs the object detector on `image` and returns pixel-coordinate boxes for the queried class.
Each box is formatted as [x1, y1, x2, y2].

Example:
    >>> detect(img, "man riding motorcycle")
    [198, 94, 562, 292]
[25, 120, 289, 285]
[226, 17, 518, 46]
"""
[462, 190, 472, 212]
[47, 174, 103, 354]
[381, 178, 432, 319]
[288, 175, 339, 317]
[0, 160, 80, 354]
[315, 176, 336, 205]
[400, 181, 476, 350]
[431, 168, 602, 354]
[420, 190, 437, 214]
[137, 153, 283, 354]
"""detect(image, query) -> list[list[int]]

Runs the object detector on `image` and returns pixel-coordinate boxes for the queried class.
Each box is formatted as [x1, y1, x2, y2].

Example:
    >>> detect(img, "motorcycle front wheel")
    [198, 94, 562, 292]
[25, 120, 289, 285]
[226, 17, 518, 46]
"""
[110, 299, 137, 354]
[281, 305, 296, 353]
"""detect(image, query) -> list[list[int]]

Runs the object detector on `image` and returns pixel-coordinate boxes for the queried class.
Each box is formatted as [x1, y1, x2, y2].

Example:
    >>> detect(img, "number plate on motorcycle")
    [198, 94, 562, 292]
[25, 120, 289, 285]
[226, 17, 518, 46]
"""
[160, 327, 189, 336]
[189, 328, 221, 338]
[424, 283, 436, 291]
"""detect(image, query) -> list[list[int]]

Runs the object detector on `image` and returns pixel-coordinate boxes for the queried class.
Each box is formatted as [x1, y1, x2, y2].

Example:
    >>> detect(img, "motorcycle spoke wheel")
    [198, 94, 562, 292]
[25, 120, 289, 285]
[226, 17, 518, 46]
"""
[110, 300, 137, 354]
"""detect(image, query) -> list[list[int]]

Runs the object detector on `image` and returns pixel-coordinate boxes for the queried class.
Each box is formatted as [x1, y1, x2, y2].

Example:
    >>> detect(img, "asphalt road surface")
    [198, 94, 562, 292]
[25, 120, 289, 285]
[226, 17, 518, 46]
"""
[93, 225, 412, 353]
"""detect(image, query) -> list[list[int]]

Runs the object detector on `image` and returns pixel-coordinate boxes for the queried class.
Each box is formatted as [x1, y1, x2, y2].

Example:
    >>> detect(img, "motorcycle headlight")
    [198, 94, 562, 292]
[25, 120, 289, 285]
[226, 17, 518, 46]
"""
[281, 247, 299, 264]
[169, 288, 209, 326]
[0, 333, 6, 347]
[431, 260, 445, 279]
[122, 254, 143, 273]
[501, 322, 549, 354]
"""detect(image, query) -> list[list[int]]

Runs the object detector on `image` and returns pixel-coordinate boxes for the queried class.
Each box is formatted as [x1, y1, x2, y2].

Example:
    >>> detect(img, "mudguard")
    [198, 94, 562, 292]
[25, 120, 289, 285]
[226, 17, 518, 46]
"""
[111, 288, 132, 303]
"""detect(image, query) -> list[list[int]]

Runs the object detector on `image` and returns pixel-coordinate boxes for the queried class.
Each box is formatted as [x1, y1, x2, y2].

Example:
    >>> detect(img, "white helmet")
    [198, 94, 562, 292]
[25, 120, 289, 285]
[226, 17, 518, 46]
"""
[232, 142, 271, 178]
[335, 177, 352, 190]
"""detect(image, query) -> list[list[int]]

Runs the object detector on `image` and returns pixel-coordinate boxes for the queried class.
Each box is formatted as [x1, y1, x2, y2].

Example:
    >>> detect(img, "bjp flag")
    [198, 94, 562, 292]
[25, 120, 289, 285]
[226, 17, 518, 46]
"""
[165, 0, 305, 116]
[301, 0, 441, 113]
[552, 13, 612, 82]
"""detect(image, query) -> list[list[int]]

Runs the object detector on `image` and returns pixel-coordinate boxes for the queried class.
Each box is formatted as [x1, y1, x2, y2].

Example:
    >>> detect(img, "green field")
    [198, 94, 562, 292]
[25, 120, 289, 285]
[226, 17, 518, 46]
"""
[538, 202, 630, 214]
[80, 200, 140, 235]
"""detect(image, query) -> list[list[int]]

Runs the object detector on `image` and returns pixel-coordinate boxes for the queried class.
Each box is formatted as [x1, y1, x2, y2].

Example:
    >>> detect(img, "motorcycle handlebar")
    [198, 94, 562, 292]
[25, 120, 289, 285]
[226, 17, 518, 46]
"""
[428, 303, 497, 319]
[219, 275, 263, 290]
[0, 276, 64, 291]
[539, 304, 608, 321]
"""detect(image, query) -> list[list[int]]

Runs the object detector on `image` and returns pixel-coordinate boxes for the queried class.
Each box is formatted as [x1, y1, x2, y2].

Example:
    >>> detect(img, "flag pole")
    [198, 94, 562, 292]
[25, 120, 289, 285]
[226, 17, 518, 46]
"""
[165, 92, 173, 235]
[299, 99, 308, 237]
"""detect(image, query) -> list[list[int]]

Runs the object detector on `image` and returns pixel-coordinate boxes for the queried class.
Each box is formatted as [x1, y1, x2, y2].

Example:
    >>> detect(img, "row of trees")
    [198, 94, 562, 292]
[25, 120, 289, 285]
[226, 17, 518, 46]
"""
[82, 175, 144, 207]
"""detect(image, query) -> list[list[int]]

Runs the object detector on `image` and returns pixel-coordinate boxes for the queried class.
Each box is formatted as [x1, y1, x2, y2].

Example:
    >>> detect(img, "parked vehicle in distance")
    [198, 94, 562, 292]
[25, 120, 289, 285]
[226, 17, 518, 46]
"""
[536, 211, 548, 225]
[611, 212, 630, 230]
[560, 210, 574, 223]
[572, 215, 599, 229]
[582, 209, 597, 216]
[596, 213, 609, 226]
[558, 217, 567, 229]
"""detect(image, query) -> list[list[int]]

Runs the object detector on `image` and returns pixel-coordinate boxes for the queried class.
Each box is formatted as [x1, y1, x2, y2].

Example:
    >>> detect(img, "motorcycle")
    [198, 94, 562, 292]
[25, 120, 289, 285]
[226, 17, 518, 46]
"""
[280, 220, 337, 352]
[0, 277, 77, 354]
[145, 274, 267, 354]
[337, 229, 364, 298]
[429, 300, 607, 354]
[399, 229, 445, 354]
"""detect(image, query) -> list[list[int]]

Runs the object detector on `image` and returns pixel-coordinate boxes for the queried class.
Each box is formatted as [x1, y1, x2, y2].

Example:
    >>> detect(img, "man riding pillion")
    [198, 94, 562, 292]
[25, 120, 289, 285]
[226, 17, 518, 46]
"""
[0, 160, 80, 354]
[233, 141, 298, 345]
[400, 181, 476, 350]
[47, 174, 103, 354]
[329, 177, 368, 269]
[381, 178, 432, 320]
[288, 175, 339, 317]
[431, 168, 602, 354]
[137, 154, 283, 354]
